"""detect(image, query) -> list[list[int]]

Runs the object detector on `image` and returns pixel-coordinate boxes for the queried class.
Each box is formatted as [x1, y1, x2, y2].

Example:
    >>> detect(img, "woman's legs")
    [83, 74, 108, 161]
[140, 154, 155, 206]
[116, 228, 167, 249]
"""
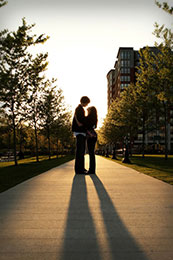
[87, 138, 97, 173]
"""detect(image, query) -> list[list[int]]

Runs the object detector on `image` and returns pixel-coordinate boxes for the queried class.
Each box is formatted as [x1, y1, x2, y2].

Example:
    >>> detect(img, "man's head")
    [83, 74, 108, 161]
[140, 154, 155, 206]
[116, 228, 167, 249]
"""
[80, 96, 90, 107]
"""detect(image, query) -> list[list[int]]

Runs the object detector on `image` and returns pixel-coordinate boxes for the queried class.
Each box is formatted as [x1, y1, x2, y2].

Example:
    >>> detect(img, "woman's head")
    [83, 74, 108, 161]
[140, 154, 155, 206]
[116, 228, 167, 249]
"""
[87, 106, 97, 115]
[87, 106, 98, 127]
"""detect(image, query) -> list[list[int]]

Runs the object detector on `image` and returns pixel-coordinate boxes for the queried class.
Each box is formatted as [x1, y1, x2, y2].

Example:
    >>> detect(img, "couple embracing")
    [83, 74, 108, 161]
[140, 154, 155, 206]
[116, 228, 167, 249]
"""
[72, 96, 98, 175]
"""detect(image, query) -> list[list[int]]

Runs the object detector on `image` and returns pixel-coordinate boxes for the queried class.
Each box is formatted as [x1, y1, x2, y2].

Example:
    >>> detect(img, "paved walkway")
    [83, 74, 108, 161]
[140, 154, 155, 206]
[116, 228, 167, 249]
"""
[0, 155, 173, 260]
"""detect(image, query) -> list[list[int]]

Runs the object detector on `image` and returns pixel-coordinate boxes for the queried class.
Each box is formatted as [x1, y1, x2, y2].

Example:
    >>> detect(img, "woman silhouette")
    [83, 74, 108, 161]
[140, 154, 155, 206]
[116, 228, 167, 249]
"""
[85, 106, 98, 174]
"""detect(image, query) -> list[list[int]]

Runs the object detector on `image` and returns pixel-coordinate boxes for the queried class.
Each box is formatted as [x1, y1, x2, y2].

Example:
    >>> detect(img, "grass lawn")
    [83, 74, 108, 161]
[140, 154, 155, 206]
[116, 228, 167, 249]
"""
[104, 154, 173, 185]
[0, 155, 74, 193]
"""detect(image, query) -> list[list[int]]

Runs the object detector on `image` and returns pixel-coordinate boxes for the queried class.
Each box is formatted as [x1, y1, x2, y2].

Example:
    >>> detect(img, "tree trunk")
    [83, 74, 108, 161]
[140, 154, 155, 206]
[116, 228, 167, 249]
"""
[12, 106, 18, 166]
[48, 127, 51, 160]
[34, 119, 39, 162]
[19, 129, 22, 153]
[164, 102, 168, 160]
[8, 131, 12, 160]
[155, 107, 160, 153]
[142, 112, 145, 158]
[56, 138, 59, 158]
[112, 142, 117, 159]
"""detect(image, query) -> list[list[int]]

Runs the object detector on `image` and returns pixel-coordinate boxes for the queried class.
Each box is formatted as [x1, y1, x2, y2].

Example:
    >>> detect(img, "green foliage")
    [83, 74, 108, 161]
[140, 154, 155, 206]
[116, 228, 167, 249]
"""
[154, 1, 173, 49]
[40, 79, 65, 135]
[0, 19, 49, 165]
[155, 1, 173, 14]
[0, 0, 7, 8]
[98, 83, 140, 146]
[25, 52, 49, 161]
[0, 18, 74, 162]
[133, 2, 173, 158]
[39, 79, 73, 158]
[0, 18, 49, 114]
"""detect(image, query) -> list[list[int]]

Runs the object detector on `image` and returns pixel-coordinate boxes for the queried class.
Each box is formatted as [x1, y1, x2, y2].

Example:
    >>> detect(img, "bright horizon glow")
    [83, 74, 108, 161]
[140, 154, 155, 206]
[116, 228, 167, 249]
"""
[0, 0, 172, 128]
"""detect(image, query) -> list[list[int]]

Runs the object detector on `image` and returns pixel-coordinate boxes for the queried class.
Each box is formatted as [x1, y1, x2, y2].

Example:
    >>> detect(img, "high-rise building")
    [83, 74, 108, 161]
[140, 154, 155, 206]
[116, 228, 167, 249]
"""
[106, 69, 115, 109]
[107, 47, 140, 107]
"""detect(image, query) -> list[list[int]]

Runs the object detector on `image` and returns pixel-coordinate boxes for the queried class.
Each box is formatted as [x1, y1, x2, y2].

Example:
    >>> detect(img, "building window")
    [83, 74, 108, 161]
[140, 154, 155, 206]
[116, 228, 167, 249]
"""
[121, 60, 130, 67]
[127, 51, 131, 59]
[121, 67, 130, 73]
[120, 52, 124, 59]
[120, 76, 131, 82]
[126, 60, 130, 67]
[120, 51, 131, 59]
[121, 60, 124, 67]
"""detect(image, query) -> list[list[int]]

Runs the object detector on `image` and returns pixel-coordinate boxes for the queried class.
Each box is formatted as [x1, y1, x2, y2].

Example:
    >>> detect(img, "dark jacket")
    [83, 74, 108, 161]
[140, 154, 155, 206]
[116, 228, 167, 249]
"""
[72, 104, 86, 133]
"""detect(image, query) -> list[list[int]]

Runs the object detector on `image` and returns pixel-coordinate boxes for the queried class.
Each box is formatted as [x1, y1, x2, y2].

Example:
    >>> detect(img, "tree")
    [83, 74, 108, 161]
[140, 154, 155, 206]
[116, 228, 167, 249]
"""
[99, 84, 140, 157]
[26, 53, 49, 162]
[16, 122, 28, 158]
[154, 1, 173, 159]
[52, 110, 74, 156]
[134, 1, 173, 159]
[136, 47, 161, 157]
[152, 46, 173, 159]
[0, 111, 12, 153]
[40, 80, 66, 159]
[0, 18, 49, 165]
[136, 47, 173, 159]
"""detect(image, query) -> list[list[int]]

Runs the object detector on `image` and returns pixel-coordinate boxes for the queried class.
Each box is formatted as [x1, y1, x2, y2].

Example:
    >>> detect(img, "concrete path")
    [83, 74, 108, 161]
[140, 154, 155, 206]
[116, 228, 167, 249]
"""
[0, 155, 173, 260]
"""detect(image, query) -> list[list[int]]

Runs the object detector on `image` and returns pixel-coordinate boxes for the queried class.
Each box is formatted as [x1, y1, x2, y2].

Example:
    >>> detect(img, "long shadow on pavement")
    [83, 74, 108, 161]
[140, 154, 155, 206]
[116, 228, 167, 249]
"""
[60, 175, 101, 260]
[90, 174, 149, 260]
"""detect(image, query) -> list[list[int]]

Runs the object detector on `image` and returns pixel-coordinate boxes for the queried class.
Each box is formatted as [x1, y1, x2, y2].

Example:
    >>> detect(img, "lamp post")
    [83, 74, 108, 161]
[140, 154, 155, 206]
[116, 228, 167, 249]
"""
[122, 136, 131, 164]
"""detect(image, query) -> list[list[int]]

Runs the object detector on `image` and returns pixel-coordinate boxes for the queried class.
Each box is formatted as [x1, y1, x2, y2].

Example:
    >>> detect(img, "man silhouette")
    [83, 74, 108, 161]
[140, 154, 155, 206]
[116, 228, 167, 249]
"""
[72, 96, 90, 174]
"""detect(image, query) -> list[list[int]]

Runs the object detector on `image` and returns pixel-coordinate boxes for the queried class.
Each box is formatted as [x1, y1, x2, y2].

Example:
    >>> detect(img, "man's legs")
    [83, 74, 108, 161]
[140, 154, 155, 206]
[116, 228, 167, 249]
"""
[75, 134, 86, 174]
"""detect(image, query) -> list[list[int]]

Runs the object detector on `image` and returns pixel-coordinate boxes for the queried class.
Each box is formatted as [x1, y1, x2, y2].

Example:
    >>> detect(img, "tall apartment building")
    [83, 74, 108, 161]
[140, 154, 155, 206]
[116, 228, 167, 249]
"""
[107, 69, 115, 109]
[107, 47, 139, 107]
[107, 47, 173, 153]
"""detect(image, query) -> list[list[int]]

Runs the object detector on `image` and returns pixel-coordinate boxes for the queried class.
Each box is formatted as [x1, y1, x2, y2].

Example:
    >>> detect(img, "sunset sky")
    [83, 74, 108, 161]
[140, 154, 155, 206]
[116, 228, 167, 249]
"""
[0, 0, 172, 127]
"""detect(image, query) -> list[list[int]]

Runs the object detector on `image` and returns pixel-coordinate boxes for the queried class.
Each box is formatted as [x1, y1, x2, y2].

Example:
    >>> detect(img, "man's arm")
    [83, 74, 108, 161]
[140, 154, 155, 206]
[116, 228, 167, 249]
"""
[75, 114, 83, 127]
[75, 106, 86, 125]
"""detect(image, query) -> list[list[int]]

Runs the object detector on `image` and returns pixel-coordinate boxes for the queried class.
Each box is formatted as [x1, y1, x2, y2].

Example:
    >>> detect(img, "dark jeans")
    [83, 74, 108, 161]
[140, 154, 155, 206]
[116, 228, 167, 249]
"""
[87, 137, 97, 173]
[75, 134, 86, 174]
